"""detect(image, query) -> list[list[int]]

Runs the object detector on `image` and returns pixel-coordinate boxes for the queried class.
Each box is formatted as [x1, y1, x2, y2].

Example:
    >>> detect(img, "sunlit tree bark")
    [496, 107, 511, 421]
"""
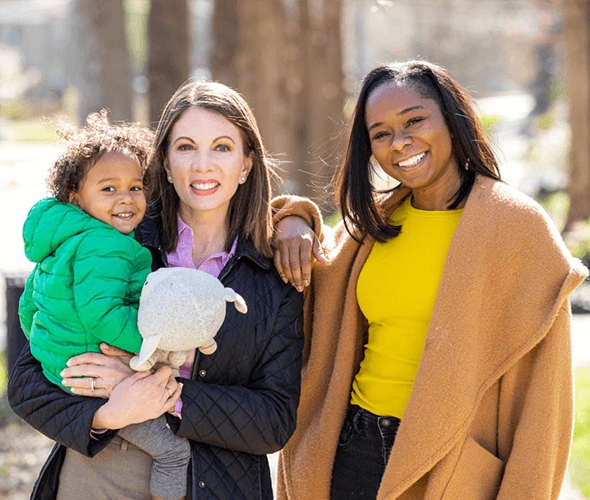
[76, 0, 133, 122]
[210, 0, 240, 90]
[210, 0, 293, 194]
[147, 0, 191, 125]
[563, 0, 590, 227]
[209, 0, 345, 206]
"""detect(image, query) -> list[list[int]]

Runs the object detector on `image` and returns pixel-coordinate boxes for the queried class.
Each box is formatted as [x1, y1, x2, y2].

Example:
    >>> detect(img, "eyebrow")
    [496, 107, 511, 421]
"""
[367, 105, 426, 132]
[173, 135, 236, 144]
[97, 177, 143, 183]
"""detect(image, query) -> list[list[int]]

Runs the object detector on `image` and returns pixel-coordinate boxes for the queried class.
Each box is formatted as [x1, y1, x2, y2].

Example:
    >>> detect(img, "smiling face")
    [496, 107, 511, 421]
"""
[365, 81, 461, 209]
[164, 107, 253, 224]
[69, 151, 146, 234]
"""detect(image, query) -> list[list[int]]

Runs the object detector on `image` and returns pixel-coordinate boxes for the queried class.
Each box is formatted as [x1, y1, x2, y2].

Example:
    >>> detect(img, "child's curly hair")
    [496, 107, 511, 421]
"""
[47, 110, 154, 202]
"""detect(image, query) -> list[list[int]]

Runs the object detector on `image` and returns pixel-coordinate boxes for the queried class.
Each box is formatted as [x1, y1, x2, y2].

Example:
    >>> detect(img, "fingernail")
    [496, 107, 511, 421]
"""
[66, 360, 71, 367]
[62, 379, 69, 386]
[303, 280, 310, 287]
[60, 370, 65, 377]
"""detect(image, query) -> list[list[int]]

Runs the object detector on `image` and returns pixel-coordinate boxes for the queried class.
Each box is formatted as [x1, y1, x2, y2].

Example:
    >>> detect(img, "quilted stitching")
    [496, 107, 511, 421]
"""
[8, 230, 304, 500]
[175, 246, 304, 499]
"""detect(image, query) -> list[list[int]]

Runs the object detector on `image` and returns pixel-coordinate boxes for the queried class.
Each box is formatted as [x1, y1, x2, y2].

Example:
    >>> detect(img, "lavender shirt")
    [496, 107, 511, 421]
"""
[168, 215, 237, 414]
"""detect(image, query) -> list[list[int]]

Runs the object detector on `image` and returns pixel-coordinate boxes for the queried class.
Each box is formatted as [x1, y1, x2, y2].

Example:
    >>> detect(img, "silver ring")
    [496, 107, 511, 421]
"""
[90, 378, 96, 393]
[167, 388, 173, 397]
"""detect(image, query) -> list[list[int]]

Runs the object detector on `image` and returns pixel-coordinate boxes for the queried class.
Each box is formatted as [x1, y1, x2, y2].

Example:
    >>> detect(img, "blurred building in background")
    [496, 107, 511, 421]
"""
[0, 0, 75, 103]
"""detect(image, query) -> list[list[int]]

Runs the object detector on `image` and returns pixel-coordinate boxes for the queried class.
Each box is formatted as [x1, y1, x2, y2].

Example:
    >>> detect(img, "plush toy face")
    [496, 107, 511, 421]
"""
[130, 267, 247, 371]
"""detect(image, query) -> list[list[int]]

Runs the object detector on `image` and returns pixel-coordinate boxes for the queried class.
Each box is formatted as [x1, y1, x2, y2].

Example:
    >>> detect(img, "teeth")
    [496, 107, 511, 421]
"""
[398, 152, 425, 168]
[115, 213, 133, 218]
[192, 182, 218, 190]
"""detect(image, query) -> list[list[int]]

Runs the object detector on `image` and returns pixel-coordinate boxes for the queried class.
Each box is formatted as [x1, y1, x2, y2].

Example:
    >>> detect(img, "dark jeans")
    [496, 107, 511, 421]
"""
[330, 405, 401, 500]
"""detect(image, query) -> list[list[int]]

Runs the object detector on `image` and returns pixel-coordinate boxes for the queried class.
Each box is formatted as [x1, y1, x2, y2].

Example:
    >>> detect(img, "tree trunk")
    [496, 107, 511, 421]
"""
[297, 0, 346, 207]
[208, 0, 345, 207]
[147, 0, 191, 126]
[210, 0, 240, 90]
[76, 0, 133, 123]
[235, 0, 291, 159]
[563, 0, 590, 227]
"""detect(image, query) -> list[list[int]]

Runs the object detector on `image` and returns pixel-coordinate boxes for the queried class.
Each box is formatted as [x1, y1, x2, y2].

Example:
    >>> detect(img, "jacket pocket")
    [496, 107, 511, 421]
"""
[442, 436, 504, 500]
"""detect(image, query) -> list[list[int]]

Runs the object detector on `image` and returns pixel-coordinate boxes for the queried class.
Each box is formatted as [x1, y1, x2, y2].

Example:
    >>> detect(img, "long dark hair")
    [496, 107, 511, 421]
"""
[147, 80, 276, 257]
[334, 60, 501, 242]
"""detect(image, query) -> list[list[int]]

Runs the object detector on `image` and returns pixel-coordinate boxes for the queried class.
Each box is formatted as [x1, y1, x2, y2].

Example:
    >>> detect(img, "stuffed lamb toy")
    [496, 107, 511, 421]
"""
[129, 267, 247, 373]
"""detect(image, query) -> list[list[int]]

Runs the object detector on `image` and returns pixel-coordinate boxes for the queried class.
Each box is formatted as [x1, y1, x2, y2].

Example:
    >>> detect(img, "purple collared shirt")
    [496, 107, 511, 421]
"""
[168, 215, 237, 414]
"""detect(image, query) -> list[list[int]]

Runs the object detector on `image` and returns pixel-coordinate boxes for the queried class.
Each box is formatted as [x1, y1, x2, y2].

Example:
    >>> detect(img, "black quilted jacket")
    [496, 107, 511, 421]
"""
[8, 210, 304, 500]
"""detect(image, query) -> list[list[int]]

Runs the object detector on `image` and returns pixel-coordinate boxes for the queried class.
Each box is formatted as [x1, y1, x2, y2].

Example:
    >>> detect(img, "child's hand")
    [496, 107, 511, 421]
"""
[99, 342, 134, 361]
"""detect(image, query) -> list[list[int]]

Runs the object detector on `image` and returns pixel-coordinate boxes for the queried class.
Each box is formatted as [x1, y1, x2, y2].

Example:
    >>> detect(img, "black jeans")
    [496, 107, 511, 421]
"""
[330, 405, 401, 500]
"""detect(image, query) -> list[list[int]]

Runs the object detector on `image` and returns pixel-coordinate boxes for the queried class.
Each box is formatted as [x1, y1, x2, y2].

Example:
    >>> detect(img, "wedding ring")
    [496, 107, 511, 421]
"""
[90, 378, 96, 393]
[167, 388, 173, 397]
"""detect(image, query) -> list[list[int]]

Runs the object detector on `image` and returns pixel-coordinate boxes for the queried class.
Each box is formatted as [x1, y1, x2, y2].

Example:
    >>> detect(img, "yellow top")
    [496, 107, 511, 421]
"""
[351, 196, 463, 418]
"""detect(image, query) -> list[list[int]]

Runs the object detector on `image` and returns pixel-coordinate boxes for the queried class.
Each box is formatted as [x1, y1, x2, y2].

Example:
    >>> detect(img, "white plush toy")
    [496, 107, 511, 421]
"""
[129, 267, 248, 373]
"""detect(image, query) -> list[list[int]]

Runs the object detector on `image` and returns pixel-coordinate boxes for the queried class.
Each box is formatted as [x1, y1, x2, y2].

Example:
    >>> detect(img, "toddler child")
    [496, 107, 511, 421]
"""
[18, 110, 190, 500]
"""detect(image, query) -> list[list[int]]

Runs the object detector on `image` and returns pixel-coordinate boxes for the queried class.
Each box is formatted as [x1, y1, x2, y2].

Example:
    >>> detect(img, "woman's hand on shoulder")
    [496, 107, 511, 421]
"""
[273, 215, 330, 292]
[61, 343, 135, 398]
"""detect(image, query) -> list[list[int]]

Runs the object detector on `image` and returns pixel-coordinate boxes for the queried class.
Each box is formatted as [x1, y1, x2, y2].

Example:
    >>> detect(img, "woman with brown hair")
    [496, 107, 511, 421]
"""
[9, 81, 304, 500]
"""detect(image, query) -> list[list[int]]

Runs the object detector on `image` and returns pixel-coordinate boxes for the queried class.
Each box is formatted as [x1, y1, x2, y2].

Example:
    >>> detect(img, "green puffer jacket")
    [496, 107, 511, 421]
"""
[19, 198, 152, 388]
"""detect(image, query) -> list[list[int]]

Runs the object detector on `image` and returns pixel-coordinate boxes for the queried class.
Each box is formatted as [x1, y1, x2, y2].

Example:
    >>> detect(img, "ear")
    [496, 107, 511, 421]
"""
[129, 334, 163, 371]
[68, 191, 80, 208]
[224, 288, 248, 314]
[240, 154, 253, 184]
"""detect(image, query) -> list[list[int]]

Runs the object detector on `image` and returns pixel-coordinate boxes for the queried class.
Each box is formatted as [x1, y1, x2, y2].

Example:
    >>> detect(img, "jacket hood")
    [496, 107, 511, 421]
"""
[23, 198, 116, 263]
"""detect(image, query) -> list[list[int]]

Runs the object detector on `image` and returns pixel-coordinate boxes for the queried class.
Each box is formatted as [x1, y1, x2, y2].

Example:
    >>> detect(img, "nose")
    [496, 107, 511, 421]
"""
[118, 190, 134, 204]
[191, 150, 214, 172]
[390, 130, 412, 152]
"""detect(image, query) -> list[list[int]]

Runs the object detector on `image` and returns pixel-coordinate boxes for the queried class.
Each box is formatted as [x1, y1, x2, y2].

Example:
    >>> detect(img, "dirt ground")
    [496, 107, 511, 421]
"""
[0, 404, 54, 500]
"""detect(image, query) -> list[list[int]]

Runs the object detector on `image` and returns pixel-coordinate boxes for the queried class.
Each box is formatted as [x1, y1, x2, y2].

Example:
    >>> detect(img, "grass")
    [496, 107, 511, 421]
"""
[478, 114, 501, 137]
[537, 190, 570, 233]
[0, 350, 16, 426]
[0, 351, 6, 398]
[325, 211, 342, 228]
[7, 119, 60, 142]
[571, 365, 590, 497]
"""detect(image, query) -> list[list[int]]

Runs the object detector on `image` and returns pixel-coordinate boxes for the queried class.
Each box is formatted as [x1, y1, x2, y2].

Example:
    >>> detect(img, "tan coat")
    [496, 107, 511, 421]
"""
[272, 176, 588, 500]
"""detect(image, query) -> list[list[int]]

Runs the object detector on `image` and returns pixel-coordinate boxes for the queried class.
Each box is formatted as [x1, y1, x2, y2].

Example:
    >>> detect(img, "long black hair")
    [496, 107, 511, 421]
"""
[334, 60, 501, 242]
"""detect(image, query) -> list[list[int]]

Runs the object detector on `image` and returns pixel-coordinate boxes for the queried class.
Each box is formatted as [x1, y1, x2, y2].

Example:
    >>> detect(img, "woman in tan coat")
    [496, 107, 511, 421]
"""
[272, 60, 588, 499]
